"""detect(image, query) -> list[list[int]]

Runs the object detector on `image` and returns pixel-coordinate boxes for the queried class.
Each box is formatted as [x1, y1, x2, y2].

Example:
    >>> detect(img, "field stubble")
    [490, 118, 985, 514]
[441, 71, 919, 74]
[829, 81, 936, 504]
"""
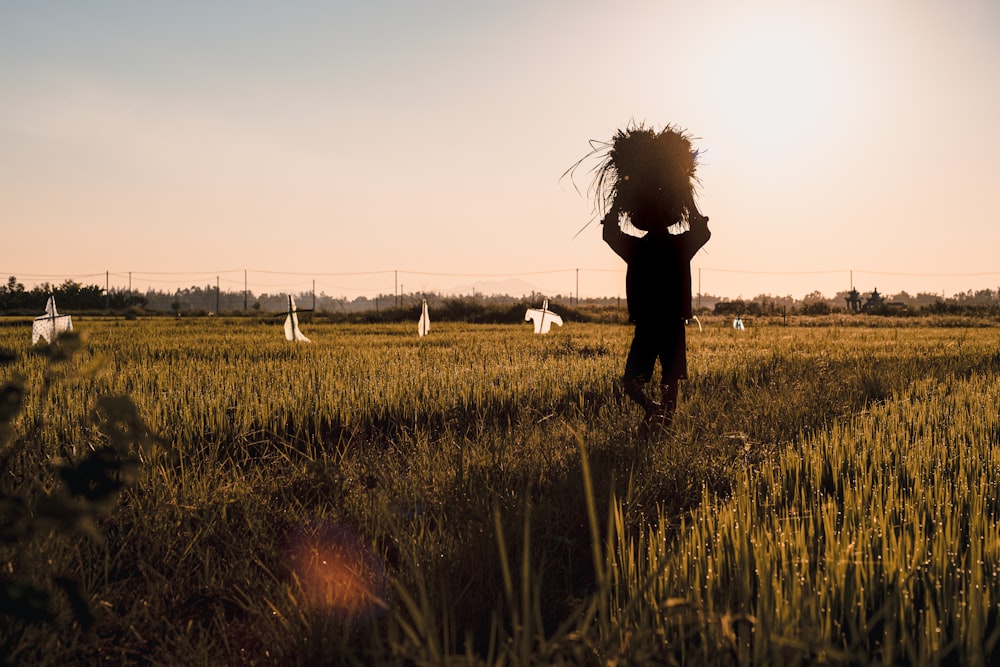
[2, 317, 1000, 664]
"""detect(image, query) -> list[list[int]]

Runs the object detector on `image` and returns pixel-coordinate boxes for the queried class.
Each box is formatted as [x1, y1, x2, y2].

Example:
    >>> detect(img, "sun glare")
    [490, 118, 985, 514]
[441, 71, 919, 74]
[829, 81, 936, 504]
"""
[284, 521, 388, 617]
[709, 17, 841, 157]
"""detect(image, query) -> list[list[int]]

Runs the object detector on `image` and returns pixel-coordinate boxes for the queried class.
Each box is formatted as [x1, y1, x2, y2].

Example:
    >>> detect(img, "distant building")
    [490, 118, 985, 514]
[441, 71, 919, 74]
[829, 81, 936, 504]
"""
[863, 287, 884, 311]
[845, 287, 862, 312]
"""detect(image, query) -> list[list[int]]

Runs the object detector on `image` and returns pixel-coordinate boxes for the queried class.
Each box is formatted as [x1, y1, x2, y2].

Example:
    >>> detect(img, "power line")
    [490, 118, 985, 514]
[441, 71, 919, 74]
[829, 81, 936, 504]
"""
[701, 268, 848, 275]
[6, 267, 1000, 302]
[853, 270, 1000, 278]
[250, 269, 395, 277]
[399, 269, 578, 277]
[10, 267, 1000, 280]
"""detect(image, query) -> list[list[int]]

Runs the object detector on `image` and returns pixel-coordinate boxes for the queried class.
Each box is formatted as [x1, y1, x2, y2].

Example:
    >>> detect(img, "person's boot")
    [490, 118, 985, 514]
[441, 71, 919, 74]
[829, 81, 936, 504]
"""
[652, 383, 679, 430]
[623, 377, 660, 420]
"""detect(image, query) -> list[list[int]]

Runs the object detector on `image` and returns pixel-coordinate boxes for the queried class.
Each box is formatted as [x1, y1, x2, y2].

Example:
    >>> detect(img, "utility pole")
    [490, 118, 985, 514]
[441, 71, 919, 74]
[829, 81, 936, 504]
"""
[312, 279, 316, 311]
[394, 270, 398, 308]
[698, 267, 702, 309]
[105, 271, 110, 311]
[244, 270, 248, 310]
[216, 276, 220, 313]
[575, 268, 579, 306]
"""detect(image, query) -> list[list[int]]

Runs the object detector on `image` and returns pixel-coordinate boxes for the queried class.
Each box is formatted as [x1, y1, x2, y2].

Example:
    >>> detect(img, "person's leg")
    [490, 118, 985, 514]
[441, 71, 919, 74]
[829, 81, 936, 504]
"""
[623, 325, 659, 418]
[655, 320, 688, 428]
[623, 376, 659, 417]
[656, 382, 679, 428]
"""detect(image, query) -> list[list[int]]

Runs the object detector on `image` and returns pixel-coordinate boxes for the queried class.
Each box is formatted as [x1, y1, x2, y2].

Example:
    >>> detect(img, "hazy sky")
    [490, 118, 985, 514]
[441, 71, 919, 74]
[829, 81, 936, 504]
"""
[3, 0, 999, 300]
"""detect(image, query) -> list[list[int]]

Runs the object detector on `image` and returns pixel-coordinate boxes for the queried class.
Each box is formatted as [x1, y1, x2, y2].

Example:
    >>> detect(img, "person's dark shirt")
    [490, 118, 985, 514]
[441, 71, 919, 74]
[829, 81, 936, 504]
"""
[603, 218, 711, 323]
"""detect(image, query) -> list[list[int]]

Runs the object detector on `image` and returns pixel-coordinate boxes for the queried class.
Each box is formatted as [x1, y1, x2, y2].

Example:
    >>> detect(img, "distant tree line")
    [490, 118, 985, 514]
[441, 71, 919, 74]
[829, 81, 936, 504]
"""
[0, 276, 143, 312]
[711, 287, 1000, 317]
[5, 275, 1000, 319]
[0, 276, 606, 319]
[135, 284, 593, 315]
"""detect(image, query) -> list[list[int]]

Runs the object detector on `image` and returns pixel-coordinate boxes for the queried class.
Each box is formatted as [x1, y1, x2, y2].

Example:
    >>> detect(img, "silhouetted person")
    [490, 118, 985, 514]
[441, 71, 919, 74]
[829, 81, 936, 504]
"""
[594, 124, 711, 428]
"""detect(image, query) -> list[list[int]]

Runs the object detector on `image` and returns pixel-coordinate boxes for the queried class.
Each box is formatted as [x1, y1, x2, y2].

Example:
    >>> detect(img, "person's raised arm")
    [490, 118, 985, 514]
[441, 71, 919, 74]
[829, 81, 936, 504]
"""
[602, 210, 635, 262]
[683, 195, 711, 257]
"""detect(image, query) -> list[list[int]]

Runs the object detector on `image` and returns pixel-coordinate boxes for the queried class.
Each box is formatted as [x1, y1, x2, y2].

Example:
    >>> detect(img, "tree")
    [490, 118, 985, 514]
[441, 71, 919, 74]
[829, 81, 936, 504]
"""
[801, 291, 831, 315]
[0, 277, 30, 310]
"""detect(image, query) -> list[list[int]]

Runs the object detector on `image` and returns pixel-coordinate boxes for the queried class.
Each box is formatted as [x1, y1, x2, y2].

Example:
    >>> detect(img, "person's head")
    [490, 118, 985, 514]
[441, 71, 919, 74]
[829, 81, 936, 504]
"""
[594, 123, 700, 232]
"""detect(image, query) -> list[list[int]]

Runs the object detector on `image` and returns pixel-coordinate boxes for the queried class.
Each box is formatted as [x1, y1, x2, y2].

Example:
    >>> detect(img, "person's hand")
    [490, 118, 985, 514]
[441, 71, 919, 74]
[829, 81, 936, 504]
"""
[602, 212, 620, 243]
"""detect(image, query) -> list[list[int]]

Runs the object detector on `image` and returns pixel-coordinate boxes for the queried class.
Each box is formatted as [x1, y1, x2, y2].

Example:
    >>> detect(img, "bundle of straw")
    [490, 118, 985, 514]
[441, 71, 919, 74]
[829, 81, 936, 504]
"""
[591, 123, 700, 232]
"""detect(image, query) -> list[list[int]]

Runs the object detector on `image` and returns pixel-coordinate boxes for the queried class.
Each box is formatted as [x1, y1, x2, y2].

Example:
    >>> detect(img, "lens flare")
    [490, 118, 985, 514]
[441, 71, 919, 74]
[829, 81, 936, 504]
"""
[283, 521, 388, 617]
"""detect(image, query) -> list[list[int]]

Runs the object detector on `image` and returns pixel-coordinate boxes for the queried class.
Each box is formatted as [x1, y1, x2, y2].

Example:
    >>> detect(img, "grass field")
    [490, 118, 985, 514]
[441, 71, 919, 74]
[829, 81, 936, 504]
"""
[3, 315, 1000, 665]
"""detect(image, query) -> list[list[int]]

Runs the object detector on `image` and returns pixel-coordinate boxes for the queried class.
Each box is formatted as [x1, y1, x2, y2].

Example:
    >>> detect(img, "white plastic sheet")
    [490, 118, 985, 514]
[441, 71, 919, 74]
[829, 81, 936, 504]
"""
[284, 295, 311, 342]
[525, 298, 563, 334]
[31, 296, 72, 344]
[418, 299, 430, 337]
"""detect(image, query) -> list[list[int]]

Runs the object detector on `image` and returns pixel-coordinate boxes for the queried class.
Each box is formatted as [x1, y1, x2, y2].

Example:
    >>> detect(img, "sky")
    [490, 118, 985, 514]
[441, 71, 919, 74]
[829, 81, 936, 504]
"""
[3, 0, 1000, 301]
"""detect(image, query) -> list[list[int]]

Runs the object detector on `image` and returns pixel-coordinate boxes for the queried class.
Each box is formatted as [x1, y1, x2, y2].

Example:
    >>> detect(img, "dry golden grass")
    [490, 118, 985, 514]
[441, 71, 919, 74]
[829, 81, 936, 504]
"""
[2, 317, 999, 664]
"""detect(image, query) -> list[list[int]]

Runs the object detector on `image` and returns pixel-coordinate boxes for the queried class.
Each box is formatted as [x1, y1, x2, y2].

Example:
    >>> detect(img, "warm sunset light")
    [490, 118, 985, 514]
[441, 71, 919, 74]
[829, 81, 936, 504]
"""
[3, 1, 999, 300]
[707, 16, 842, 158]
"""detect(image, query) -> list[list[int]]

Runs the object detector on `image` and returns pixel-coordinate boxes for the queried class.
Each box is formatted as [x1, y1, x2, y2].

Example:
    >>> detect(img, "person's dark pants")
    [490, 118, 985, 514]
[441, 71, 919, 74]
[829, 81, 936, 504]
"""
[622, 318, 687, 420]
